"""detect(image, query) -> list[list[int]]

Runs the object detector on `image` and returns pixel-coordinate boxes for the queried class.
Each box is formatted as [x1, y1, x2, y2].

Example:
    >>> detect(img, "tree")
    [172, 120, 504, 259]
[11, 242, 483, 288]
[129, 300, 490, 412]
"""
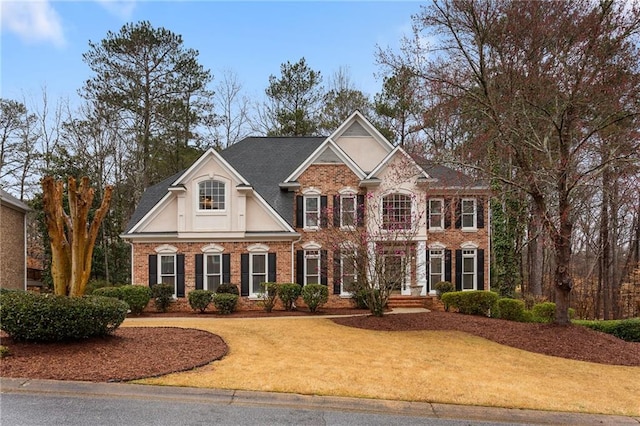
[210, 68, 251, 149]
[263, 57, 324, 136]
[319, 66, 372, 133]
[81, 21, 214, 197]
[41, 176, 113, 296]
[381, 0, 640, 323]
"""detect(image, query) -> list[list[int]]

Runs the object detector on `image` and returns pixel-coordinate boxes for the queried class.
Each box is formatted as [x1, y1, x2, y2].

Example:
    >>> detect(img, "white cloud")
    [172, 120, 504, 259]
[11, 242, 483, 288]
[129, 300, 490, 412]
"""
[95, 0, 136, 21]
[0, 0, 66, 47]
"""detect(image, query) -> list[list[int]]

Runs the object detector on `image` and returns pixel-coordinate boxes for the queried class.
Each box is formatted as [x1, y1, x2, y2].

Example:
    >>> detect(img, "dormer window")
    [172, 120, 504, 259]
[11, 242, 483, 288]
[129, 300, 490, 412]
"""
[199, 180, 225, 210]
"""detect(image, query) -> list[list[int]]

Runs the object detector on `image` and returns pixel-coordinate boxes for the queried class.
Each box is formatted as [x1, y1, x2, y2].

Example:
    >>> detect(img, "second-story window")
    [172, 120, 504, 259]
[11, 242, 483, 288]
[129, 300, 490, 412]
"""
[382, 193, 412, 230]
[429, 199, 444, 230]
[304, 195, 320, 228]
[340, 194, 356, 227]
[461, 199, 476, 229]
[199, 180, 225, 210]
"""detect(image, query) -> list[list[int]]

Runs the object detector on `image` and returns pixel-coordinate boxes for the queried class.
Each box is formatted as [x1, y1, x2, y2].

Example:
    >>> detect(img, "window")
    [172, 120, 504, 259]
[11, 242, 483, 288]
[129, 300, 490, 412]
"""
[159, 254, 176, 287]
[382, 193, 412, 230]
[340, 195, 356, 227]
[205, 254, 222, 292]
[199, 180, 225, 210]
[304, 195, 320, 228]
[340, 252, 357, 294]
[461, 199, 476, 229]
[305, 250, 320, 285]
[250, 253, 267, 295]
[429, 249, 444, 287]
[429, 199, 444, 230]
[462, 249, 476, 290]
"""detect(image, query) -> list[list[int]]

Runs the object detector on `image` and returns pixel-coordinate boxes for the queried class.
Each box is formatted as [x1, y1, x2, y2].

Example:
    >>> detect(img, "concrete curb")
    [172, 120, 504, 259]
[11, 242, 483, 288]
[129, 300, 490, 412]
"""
[2, 378, 638, 425]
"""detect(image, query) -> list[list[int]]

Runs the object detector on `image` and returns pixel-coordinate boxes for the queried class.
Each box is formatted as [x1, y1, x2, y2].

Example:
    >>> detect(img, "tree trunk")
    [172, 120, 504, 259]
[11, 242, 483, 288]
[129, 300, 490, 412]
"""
[528, 200, 544, 296]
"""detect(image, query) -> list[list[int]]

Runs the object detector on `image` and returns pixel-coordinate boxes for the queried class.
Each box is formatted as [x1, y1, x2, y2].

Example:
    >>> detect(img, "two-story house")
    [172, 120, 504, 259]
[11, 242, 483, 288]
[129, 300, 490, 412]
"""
[122, 112, 490, 310]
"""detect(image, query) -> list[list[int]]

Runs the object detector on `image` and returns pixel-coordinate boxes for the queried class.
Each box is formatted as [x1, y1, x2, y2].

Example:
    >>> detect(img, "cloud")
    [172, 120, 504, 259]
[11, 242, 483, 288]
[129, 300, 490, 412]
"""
[0, 0, 66, 47]
[95, 0, 136, 20]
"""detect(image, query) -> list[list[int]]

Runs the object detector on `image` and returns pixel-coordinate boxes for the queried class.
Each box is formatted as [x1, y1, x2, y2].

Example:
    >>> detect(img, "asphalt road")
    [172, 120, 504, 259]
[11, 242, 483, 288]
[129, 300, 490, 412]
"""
[1, 378, 638, 426]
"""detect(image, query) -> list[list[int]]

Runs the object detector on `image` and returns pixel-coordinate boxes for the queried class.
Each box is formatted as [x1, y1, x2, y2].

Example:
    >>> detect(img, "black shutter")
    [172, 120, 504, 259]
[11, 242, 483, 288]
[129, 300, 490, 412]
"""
[320, 195, 328, 228]
[333, 195, 341, 227]
[477, 198, 485, 228]
[222, 253, 231, 283]
[241, 253, 249, 296]
[148, 255, 157, 286]
[296, 250, 304, 285]
[425, 250, 430, 292]
[320, 249, 328, 286]
[477, 249, 485, 290]
[195, 254, 203, 290]
[426, 199, 430, 228]
[176, 254, 185, 297]
[296, 195, 303, 228]
[455, 250, 462, 291]
[445, 249, 452, 283]
[268, 253, 277, 282]
[455, 199, 462, 229]
[356, 194, 365, 227]
[444, 198, 452, 229]
[333, 250, 342, 294]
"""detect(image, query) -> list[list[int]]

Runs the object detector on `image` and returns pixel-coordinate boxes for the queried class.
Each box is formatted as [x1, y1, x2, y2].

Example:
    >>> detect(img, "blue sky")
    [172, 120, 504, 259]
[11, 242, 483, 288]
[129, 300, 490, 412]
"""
[1, 1, 422, 107]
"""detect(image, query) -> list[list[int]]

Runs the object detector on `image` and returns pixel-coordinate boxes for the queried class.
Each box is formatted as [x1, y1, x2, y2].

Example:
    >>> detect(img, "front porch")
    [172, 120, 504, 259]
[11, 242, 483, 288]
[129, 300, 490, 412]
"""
[387, 295, 445, 311]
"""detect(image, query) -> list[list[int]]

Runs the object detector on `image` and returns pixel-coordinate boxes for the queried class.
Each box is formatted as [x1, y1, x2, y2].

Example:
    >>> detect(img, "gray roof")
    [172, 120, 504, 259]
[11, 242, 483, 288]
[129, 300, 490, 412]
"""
[124, 171, 184, 232]
[416, 159, 487, 188]
[220, 137, 326, 225]
[0, 188, 30, 212]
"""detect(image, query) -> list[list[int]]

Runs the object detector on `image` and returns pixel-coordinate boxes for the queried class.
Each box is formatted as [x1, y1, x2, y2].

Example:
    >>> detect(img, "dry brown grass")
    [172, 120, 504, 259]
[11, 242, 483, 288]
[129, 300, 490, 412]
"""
[126, 317, 640, 416]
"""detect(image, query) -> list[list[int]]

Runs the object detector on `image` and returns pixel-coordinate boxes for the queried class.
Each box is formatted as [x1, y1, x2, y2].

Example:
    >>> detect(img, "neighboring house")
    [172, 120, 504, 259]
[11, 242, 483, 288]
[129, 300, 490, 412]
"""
[0, 188, 30, 290]
[122, 112, 490, 309]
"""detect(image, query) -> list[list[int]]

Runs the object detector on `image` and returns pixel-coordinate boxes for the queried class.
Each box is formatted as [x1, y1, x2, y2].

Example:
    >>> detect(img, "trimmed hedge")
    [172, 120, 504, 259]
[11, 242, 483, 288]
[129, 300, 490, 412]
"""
[93, 285, 151, 315]
[188, 290, 214, 313]
[496, 298, 526, 321]
[216, 283, 239, 295]
[441, 291, 499, 316]
[0, 291, 128, 342]
[575, 318, 640, 342]
[213, 293, 238, 314]
[433, 281, 454, 300]
[92, 286, 122, 299]
[301, 284, 328, 313]
[277, 283, 301, 311]
[152, 283, 174, 312]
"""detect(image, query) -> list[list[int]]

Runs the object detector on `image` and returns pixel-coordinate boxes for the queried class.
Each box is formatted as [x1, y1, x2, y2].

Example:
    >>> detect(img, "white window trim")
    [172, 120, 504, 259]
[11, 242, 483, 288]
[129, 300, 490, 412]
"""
[249, 252, 267, 297]
[303, 194, 321, 229]
[158, 253, 177, 297]
[340, 193, 357, 229]
[304, 249, 321, 286]
[195, 176, 229, 214]
[340, 251, 357, 296]
[429, 198, 445, 231]
[462, 249, 477, 291]
[429, 249, 445, 293]
[204, 253, 222, 292]
[381, 191, 414, 231]
[461, 198, 477, 230]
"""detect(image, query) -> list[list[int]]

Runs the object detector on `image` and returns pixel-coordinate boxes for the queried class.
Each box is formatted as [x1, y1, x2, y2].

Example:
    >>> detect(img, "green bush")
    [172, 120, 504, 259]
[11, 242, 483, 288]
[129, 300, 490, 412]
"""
[351, 288, 369, 309]
[119, 285, 152, 315]
[277, 283, 301, 311]
[575, 318, 640, 342]
[216, 283, 239, 295]
[532, 302, 556, 322]
[152, 283, 174, 312]
[213, 293, 238, 314]
[0, 345, 10, 358]
[301, 284, 329, 313]
[258, 282, 278, 313]
[92, 286, 123, 299]
[0, 291, 128, 342]
[496, 298, 526, 321]
[433, 281, 454, 300]
[86, 279, 117, 295]
[440, 291, 498, 316]
[188, 290, 214, 313]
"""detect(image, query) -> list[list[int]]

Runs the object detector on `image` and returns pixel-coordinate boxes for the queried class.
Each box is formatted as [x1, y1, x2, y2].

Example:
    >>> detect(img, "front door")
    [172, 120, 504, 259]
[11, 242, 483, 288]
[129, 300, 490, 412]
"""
[384, 255, 410, 295]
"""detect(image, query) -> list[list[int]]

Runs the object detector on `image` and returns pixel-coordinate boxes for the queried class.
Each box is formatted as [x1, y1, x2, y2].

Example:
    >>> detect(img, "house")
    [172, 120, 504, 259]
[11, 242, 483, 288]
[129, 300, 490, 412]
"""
[122, 112, 490, 310]
[0, 188, 30, 290]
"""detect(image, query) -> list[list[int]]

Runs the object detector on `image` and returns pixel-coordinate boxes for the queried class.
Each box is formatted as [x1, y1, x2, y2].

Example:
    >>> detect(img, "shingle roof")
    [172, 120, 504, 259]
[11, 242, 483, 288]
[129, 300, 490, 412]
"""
[124, 171, 184, 233]
[220, 137, 326, 225]
[415, 159, 487, 188]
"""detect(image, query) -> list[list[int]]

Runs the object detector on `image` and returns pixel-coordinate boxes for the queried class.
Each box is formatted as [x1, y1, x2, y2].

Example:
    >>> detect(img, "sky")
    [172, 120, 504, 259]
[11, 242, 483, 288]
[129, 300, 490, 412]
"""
[1, 0, 423, 108]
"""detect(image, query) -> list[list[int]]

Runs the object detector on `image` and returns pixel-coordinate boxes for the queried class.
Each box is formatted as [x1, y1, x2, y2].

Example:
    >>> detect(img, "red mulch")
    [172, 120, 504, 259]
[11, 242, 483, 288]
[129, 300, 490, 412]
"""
[1, 310, 638, 383]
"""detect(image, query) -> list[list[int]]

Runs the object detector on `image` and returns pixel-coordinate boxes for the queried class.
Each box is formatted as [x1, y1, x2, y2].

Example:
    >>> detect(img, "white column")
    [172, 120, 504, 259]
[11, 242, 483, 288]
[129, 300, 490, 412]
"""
[416, 240, 427, 296]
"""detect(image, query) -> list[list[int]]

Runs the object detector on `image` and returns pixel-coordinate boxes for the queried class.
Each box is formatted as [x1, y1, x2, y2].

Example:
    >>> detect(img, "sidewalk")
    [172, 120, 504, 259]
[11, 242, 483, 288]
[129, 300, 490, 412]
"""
[2, 377, 638, 425]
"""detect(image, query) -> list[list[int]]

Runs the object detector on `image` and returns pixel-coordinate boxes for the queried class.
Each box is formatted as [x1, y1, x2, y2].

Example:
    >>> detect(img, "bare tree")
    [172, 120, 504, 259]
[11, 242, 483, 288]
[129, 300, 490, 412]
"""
[210, 69, 251, 148]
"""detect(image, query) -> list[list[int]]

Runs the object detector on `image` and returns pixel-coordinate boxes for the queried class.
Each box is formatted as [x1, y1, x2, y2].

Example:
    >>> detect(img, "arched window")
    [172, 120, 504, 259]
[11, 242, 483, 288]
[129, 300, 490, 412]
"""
[198, 180, 225, 210]
[382, 193, 412, 230]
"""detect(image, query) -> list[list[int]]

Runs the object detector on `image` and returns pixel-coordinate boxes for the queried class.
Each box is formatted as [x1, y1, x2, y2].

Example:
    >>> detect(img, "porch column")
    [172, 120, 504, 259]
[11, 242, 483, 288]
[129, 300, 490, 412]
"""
[416, 240, 427, 296]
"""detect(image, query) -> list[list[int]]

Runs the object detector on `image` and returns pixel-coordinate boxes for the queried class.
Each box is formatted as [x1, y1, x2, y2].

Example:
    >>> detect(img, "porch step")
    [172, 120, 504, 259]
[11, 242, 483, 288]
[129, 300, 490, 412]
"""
[387, 296, 427, 309]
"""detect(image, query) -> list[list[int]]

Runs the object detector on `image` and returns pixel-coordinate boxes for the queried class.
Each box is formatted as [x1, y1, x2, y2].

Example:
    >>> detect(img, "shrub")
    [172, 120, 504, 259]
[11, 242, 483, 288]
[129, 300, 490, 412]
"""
[433, 281, 454, 300]
[213, 293, 238, 314]
[277, 283, 301, 311]
[216, 283, 239, 295]
[530, 302, 575, 323]
[0, 291, 128, 341]
[496, 298, 526, 321]
[152, 283, 174, 312]
[258, 282, 278, 313]
[92, 286, 123, 299]
[440, 291, 498, 316]
[119, 285, 152, 315]
[576, 318, 640, 342]
[86, 279, 116, 295]
[351, 288, 369, 309]
[0, 345, 10, 358]
[301, 284, 329, 313]
[188, 290, 214, 313]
